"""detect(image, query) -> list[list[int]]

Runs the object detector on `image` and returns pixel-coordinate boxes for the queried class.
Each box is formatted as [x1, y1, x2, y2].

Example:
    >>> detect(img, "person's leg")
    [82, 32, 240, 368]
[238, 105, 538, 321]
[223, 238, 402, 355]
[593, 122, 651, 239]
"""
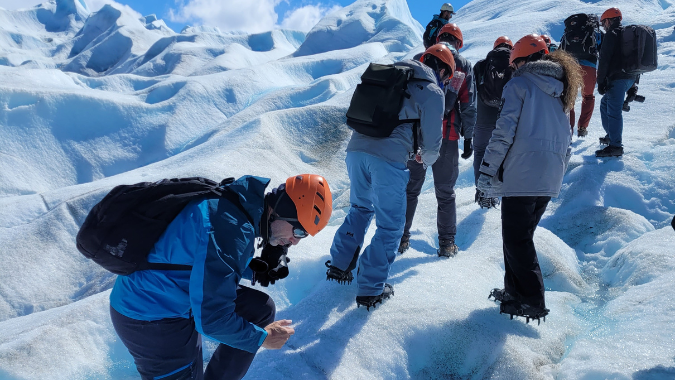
[432, 139, 459, 242]
[204, 286, 275, 380]
[605, 78, 636, 147]
[110, 306, 203, 380]
[329, 151, 375, 271]
[356, 156, 409, 296]
[577, 66, 597, 129]
[402, 159, 427, 238]
[472, 124, 495, 186]
[600, 91, 609, 138]
[569, 107, 576, 129]
[500, 196, 550, 308]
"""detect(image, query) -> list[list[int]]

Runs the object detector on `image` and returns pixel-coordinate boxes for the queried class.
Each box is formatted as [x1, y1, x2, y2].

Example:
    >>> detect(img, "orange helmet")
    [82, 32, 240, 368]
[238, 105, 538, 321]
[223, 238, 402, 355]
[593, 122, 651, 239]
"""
[510, 34, 549, 65]
[493, 36, 513, 49]
[420, 43, 456, 79]
[436, 23, 463, 49]
[285, 174, 332, 236]
[601, 7, 622, 21]
[541, 34, 551, 44]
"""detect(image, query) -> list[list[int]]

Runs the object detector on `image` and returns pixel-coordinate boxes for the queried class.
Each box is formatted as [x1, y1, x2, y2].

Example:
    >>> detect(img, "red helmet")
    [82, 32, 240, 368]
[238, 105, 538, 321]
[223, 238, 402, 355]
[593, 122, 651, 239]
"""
[436, 23, 463, 49]
[601, 7, 622, 21]
[541, 34, 551, 44]
[510, 34, 549, 65]
[420, 43, 456, 79]
[285, 174, 332, 236]
[493, 36, 513, 49]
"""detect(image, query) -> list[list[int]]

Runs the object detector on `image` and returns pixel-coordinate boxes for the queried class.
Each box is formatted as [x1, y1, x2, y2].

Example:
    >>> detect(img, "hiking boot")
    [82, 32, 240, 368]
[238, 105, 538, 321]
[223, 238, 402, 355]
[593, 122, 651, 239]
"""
[325, 261, 353, 285]
[438, 239, 458, 257]
[599, 135, 610, 145]
[499, 300, 550, 325]
[356, 283, 394, 311]
[398, 235, 410, 254]
[487, 288, 516, 303]
[595, 145, 623, 157]
[577, 126, 588, 137]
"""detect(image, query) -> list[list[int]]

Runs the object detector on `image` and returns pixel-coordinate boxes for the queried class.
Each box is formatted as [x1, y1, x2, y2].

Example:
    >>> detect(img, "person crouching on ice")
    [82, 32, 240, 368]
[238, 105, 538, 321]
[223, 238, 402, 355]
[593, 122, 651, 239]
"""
[477, 34, 582, 323]
[110, 174, 332, 380]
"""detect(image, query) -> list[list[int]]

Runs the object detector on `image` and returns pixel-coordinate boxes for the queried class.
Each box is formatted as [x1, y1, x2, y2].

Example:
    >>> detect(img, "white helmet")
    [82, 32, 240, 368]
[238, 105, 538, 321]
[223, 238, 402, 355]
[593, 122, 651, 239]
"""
[440, 3, 455, 13]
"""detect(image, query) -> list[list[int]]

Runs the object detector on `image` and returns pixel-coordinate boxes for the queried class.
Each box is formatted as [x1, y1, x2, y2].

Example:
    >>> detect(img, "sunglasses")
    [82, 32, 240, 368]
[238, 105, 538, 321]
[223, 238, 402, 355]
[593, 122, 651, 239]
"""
[271, 192, 309, 239]
[272, 214, 309, 239]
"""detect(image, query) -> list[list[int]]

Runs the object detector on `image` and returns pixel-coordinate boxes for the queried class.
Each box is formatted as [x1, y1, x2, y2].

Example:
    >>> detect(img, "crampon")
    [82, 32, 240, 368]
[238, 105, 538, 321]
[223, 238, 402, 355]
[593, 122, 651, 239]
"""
[325, 260, 354, 285]
[356, 283, 394, 311]
[499, 300, 549, 325]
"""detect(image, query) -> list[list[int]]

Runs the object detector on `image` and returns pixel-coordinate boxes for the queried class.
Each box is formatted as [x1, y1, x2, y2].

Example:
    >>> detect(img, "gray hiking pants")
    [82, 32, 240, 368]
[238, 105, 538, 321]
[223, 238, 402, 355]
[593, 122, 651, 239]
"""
[473, 123, 496, 185]
[403, 139, 459, 241]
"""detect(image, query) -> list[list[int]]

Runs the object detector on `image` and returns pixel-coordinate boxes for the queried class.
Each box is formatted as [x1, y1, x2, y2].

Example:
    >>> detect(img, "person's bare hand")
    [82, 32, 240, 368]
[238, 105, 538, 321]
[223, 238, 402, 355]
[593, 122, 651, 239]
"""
[262, 320, 295, 349]
[415, 153, 423, 164]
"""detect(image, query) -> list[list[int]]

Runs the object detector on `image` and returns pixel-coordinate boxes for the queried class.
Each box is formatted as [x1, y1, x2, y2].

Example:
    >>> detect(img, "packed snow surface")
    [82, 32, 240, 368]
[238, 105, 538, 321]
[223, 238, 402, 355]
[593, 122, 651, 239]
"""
[0, 0, 674, 379]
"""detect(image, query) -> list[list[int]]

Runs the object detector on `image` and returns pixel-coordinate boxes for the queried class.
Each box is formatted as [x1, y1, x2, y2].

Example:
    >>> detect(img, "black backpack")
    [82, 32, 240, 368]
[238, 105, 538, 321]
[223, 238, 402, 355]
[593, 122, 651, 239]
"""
[422, 19, 444, 49]
[76, 177, 253, 275]
[621, 25, 658, 75]
[346, 63, 421, 138]
[476, 47, 512, 108]
[560, 13, 600, 62]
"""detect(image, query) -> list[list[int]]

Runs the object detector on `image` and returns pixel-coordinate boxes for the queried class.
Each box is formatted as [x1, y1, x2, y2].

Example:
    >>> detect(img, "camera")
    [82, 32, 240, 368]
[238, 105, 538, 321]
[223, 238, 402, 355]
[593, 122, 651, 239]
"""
[622, 85, 645, 112]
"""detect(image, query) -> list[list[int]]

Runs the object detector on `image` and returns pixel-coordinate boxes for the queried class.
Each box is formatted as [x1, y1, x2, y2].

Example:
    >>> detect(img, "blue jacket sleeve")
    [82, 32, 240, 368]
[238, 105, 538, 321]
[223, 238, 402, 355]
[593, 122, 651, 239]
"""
[189, 199, 267, 353]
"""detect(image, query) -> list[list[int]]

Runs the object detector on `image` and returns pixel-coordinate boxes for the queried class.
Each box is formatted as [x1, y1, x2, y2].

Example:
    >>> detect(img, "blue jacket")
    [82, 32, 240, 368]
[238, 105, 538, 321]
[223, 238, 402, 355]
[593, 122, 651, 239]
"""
[110, 175, 270, 354]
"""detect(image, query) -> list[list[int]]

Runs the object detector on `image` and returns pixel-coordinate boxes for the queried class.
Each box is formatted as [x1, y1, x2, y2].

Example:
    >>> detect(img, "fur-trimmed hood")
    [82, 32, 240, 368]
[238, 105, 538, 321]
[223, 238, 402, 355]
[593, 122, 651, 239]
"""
[514, 60, 565, 99]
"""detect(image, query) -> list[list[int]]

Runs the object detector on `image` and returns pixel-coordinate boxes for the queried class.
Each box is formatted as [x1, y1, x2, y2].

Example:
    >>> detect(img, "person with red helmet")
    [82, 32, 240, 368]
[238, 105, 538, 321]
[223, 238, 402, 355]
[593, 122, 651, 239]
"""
[479, 34, 583, 323]
[596, 7, 636, 157]
[493, 36, 513, 50]
[399, 23, 476, 258]
[110, 174, 333, 380]
[326, 44, 450, 309]
[541, 34, 558, 52]
[422, 3, 456, 48]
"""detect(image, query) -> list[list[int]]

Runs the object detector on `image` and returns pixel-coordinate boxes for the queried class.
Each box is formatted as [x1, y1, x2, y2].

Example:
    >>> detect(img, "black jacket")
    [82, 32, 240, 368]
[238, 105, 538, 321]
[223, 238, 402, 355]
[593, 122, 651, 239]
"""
[597, 25, 638, 86]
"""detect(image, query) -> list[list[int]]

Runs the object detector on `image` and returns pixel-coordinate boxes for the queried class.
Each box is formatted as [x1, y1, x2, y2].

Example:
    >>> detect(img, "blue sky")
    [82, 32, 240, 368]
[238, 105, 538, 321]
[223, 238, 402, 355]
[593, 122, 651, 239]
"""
[4, 0, 472, 33]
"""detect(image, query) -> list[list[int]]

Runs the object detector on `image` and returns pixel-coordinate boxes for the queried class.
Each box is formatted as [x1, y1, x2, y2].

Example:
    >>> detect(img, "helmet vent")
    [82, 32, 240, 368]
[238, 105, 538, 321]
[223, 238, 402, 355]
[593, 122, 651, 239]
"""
[316, 192, 324, 201]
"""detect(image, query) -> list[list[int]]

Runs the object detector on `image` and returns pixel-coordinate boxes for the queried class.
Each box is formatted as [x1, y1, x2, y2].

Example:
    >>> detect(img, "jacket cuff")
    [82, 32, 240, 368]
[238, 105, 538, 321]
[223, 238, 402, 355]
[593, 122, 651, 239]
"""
[479, 161, 497, 177]
[255, 324, 268, 348]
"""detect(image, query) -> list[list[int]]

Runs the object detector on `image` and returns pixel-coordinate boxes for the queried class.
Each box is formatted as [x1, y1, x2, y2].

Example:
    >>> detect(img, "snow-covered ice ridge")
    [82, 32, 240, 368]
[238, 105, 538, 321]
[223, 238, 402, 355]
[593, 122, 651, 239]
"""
[0, 0, 674, 379]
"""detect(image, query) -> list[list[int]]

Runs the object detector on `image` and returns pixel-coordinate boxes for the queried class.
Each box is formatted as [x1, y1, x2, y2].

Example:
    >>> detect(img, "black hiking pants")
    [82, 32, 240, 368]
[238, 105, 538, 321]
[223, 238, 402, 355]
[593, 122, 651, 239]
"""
[403, 139, 459, 241]
[111, 286, 275, 380]
[501, 196, 550, 308]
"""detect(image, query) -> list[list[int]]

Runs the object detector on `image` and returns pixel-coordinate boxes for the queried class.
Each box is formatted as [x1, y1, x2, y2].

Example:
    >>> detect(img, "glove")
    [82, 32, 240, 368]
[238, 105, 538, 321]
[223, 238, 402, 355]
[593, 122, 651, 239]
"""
[461, 138, 473, 159]
[477, 173, 494, 195]
[598, 82, 607, 95]
[250, 244, 290, 287]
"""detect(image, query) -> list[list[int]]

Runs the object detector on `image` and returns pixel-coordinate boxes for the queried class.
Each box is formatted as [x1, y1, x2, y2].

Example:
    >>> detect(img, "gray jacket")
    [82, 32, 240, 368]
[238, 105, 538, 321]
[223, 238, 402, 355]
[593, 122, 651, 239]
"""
[347, 60, 445, 166]
[479, 60, 572, 197]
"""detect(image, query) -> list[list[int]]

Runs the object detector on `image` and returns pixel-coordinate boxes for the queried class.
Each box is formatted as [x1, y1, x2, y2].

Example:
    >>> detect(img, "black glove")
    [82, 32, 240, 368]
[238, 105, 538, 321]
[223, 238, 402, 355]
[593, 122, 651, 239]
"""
[598, 82, 607, 95]
[461, 138, 473, 159]
[250, 244, 290, 287]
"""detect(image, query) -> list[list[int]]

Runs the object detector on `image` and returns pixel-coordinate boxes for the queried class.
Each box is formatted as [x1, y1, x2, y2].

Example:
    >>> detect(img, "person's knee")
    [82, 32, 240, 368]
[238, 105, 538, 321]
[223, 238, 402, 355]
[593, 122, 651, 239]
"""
[262, 296, 276, 326]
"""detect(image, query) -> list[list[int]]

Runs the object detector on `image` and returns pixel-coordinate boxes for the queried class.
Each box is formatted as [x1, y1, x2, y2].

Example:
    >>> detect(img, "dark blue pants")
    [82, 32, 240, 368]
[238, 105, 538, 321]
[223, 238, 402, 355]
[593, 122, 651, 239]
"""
[600, 78, 636, 147]
[404, 139, 459, 241]
[111, 286, 275, 380]
[472, 124, 496, 185]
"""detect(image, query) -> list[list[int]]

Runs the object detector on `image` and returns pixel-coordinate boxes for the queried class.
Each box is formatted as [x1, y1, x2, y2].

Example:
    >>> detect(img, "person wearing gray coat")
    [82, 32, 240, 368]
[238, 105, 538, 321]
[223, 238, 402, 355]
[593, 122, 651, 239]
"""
[478, 35, 582, 322]
[326, 44, 452, 309]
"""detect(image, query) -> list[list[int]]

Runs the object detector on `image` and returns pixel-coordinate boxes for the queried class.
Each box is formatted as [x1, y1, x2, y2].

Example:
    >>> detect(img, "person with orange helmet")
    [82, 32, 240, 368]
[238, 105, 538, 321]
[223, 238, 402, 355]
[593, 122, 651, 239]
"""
[541, 34, 558, 52]
[422, 3, 456, 48]
[471, 36, 515, 209]
[110, 174, 333, 380]
[479, 34, 583, 323]
[399, 23, 476, 258]
[326, 44, 449, 309]
[596, 7, 637, 157]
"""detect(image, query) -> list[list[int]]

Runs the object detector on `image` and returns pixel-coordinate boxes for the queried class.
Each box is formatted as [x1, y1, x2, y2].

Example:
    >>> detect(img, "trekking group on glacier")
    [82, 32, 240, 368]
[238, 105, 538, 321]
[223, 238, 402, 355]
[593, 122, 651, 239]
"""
[73, 3, 658, 379]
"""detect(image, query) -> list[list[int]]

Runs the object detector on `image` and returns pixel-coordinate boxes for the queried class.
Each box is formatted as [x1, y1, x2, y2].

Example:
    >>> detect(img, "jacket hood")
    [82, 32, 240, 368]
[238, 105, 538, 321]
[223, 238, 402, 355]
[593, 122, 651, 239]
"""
[229, 175, 271, 236]
[396, 59, 438, 84]
[514, 60, 564, 98]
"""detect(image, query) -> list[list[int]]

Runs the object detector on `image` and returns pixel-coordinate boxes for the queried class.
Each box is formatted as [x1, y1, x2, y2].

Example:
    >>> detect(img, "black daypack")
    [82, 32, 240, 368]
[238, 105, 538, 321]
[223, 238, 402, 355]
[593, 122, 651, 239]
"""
[621, 25, 658, 75]
[346, 63, 421, 138]
[76, 177, 254, 275]
[560, 13, 600, 62]
[476, 47, 512, 108]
